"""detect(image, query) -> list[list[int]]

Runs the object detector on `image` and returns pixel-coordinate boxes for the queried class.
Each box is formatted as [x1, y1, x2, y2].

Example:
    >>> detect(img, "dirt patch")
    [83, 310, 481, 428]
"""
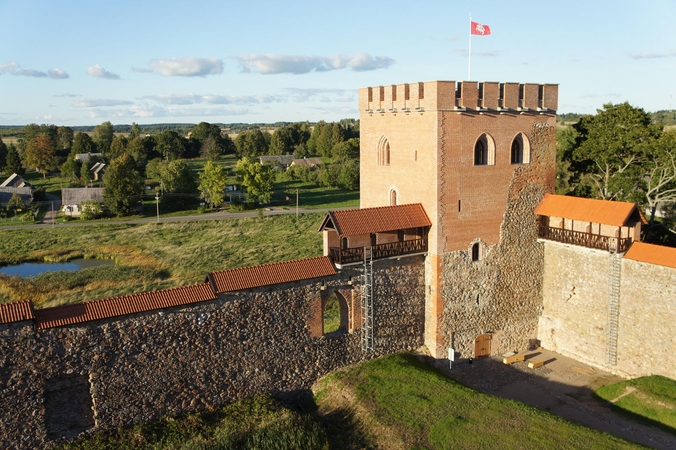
[610, 386, 638, 403]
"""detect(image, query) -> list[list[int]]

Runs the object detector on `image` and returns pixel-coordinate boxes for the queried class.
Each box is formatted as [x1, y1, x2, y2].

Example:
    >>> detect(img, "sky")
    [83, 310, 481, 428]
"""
[1, 0, 675, 126]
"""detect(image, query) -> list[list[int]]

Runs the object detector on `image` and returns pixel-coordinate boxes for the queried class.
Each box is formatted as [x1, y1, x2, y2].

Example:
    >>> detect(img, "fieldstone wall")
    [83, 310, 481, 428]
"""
[0, 256, 424, 449]
[539, 241, 676, 378]
[439, 123, 555, 358]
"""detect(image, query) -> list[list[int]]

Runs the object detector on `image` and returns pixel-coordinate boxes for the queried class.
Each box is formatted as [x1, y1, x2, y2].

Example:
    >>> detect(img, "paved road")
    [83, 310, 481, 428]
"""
[40, 194, 61, 225]
[1, 205, 354, 231]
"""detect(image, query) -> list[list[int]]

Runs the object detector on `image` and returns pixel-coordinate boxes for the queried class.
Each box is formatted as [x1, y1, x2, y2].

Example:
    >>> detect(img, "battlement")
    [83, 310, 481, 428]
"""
[359, 80, 558, 114]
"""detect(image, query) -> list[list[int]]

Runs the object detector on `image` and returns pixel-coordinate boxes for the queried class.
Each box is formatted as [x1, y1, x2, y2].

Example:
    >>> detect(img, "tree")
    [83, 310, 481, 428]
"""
[5, 144, 24, 175]
[0, 137, 7, 173]
[127, 136, 157, 173]
[79, 200, 102, 220]
[56, 126, 74, 150]
[234, 129, 268, 157]
[148, 159, 197, 193]
[60, 157, 81, 181]
[154, 130, 186, 160]
[201, 135, 224, 161]
[109, 135, 128, 161]
[199, 161, 227, 209]
[93, 121, 114, 156]
[269, 127, 294, 155]
[7, 193, 26, 215]
[236, 157, 275, 204]
[316, 123, 336, 157]
[332, 138, 360, 161]
[103, 154, 144, 216]
[641, 131, 676, 228]
[572, 103, 660, 201]
[72, 132, 97, 155]
[23, 136, 57, 178]
[307, 121, 325, 155]
[129, 122, 141, 140]
[336, 160, 360, 190]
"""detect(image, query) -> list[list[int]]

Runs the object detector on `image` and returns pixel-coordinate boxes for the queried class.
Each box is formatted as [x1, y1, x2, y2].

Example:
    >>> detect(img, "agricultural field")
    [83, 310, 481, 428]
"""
[0, 213, 325, 308]
[59, 353, 642, 450]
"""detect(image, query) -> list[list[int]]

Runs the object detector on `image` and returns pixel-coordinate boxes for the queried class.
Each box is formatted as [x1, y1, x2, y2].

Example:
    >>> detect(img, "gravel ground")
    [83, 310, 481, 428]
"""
[421, 348, 676, 449]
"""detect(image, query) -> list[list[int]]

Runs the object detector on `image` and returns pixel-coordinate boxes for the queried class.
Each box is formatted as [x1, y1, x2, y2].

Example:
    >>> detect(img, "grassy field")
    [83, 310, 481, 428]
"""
[59, 354, 641, 449]
[0, 213, 324, 308]
[596, 375, 676, 433]
[58, 394, 327, 450]
[314, 354, 642, 449]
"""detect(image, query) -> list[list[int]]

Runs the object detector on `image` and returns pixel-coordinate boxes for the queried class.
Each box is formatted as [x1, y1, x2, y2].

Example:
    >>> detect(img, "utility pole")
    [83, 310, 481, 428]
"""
[155, 192, 160, 223]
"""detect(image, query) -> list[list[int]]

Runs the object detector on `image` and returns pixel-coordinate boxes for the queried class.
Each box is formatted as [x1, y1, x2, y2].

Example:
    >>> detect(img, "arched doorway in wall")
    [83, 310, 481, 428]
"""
[474, 333, 491, 358]
[323, 291, 349, 335]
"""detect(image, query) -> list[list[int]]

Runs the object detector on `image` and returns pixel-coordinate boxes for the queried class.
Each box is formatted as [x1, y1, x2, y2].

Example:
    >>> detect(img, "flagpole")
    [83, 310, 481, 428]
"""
[468, 14, 472, 81]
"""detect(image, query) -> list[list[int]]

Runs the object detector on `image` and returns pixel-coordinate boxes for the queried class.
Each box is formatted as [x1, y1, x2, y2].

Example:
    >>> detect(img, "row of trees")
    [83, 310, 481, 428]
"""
[557, 102, 676, 236]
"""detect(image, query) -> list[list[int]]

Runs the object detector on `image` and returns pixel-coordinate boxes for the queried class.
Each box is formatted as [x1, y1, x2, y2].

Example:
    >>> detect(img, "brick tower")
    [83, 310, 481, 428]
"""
[359, 81, 558, 358]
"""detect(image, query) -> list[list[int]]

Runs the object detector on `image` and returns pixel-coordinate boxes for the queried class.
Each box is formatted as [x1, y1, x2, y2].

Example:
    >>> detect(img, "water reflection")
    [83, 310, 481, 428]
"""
[0, 259, 115, 277]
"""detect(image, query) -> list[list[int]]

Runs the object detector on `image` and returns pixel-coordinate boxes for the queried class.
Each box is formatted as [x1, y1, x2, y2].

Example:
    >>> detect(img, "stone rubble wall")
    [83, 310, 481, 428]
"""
[0, 256, 425, 449]
[539, 241, 676, 378]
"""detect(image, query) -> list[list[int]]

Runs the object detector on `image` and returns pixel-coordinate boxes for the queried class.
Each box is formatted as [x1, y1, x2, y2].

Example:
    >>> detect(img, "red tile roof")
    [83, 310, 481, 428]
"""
[624, 242, 676, 269]
[319, 204, 432, 236]
[0, 300, 35, 325]
[34, 283, 217, 330]
[535, 194, 647, 227]
[208, 256, 336, 294]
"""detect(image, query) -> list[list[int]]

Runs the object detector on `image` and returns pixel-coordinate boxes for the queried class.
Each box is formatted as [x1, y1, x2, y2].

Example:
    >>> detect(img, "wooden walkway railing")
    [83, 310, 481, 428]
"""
[329, 238, 428, 265]
[538, 225, 631, 253]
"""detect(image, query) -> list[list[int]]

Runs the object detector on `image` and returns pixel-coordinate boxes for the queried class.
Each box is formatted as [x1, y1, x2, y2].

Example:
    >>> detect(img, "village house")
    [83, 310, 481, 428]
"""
[61, 187, 105, 217]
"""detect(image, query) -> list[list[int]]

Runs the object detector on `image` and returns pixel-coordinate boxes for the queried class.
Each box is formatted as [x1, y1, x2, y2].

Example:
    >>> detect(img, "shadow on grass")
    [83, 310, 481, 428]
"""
[592, 392, 676, 437]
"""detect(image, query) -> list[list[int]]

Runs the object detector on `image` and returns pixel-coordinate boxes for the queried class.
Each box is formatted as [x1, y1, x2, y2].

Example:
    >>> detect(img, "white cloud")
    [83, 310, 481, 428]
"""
[54, 93, 80, 98]
[86, 64, 120, 80]
[86, 104, 249, 119]
[143, 93, 286, 106]
[73, 99, 134, 107]
[630, 50, 676, 60]
[145, 57, 224, 77]
[0, 62, 69, 79]
[235, 52, 395, 74]
[283, 88, 350, 102]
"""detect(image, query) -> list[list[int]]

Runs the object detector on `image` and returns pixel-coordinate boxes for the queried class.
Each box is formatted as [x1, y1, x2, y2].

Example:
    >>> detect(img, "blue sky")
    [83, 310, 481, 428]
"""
[1, 0, 675, 126]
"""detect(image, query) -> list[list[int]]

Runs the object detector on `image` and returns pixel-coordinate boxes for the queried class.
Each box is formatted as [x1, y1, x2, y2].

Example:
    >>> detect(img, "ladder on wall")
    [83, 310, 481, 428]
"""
[605, 240, 621, 366]
[362, 246, 374, 352]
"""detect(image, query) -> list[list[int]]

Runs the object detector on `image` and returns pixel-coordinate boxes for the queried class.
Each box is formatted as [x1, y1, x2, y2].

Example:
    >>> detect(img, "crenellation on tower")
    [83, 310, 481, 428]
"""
[360, 81, 558, 114]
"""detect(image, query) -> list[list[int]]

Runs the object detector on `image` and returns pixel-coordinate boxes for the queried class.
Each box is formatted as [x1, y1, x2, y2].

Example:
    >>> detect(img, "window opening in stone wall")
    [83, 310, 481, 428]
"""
[419, 82, 424, 99]
[391, 85, 397, 101]
[511, 133, 531, 164]
[340, 237, 348, 250]
[499, 83, 505, 108]
[473, 134, 495, 166]
[368, 87, 373, 103]
[45, 374, 95, 440]
[511, 138, 523, 164]
[415, 150, 417, 161]
[518, 84, 524, 108]
[405, 84, 410, 100]
[478, 82, 484, 108]
[471, 243, 481, 261]
[379, 86, 384, 102]
[390, 189, 397, 206]
[538, 85, 544, 109]
[323, 292, 347, 335]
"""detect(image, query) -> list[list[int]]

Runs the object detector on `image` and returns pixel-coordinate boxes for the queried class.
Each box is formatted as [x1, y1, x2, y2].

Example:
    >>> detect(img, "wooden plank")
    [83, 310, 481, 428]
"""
[528, 359, 545, 369]
[503, 354, 525, 365]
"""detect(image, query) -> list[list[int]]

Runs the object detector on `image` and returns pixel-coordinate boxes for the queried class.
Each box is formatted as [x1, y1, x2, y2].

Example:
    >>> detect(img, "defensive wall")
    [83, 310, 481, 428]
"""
[0, 255, 425, 449]
[538, 241, 676, 378]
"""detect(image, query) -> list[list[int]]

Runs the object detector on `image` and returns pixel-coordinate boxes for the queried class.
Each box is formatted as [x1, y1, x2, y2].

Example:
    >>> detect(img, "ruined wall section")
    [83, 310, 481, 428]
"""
[0, 257, 424, 450]
[539, 243, 676, 378]
[440, 123, 556, 358]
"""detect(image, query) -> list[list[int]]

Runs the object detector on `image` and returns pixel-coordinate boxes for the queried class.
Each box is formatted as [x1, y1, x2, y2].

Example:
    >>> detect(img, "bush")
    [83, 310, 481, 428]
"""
[20, 210, 35, 222]
[79, 200, 102, 220]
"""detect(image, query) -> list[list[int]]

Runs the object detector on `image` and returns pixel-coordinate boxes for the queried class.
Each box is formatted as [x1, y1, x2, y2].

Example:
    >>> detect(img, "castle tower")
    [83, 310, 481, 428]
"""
[359, 81, 558, 358]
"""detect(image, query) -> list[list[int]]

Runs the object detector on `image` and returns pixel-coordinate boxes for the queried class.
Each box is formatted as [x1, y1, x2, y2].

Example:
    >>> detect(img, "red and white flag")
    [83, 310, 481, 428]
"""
[471, 21, 491, 35]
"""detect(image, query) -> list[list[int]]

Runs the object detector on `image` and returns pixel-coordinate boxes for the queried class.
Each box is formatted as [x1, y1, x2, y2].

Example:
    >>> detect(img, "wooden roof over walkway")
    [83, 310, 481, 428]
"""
[319, 203, 431, 237]
[535, 194, 647, 227]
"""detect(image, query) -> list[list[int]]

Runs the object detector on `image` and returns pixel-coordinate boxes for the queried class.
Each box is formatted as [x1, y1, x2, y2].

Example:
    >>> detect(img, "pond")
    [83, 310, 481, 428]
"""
[0, 259, 116, 277]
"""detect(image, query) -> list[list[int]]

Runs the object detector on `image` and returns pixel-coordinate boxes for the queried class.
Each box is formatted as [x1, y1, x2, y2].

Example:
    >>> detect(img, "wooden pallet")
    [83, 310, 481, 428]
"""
[503, 353, 525, 365]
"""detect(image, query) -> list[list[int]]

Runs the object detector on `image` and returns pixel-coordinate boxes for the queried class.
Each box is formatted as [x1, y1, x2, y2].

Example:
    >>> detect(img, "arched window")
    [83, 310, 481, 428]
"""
[473, 134, 495, 166]
[471, 243, 481, 261]
[378, 137, 390, 166]
[511, 133, 531, 164]
[390, 189, 397, 206]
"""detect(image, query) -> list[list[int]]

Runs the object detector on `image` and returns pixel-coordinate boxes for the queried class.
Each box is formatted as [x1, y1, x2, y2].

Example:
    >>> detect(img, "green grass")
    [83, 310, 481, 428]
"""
[58, 394, 327, 450]
[0, 213, 324, 308]
[273, 179, 359, 209]
[322, 293, 341, 334]
[596, 375, 676, 433]
[315, 354, 642, 449]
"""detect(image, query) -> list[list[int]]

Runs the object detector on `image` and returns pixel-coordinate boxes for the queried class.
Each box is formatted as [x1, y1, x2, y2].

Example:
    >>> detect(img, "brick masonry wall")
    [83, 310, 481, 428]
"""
[539, 242, 676, 378]
[0, 257, 425, 449]
[438, 122, 556, 359]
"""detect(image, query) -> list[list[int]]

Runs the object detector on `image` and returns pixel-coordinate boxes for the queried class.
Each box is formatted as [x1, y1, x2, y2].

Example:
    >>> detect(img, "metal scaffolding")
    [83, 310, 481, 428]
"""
[361, 246, 374, 352]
